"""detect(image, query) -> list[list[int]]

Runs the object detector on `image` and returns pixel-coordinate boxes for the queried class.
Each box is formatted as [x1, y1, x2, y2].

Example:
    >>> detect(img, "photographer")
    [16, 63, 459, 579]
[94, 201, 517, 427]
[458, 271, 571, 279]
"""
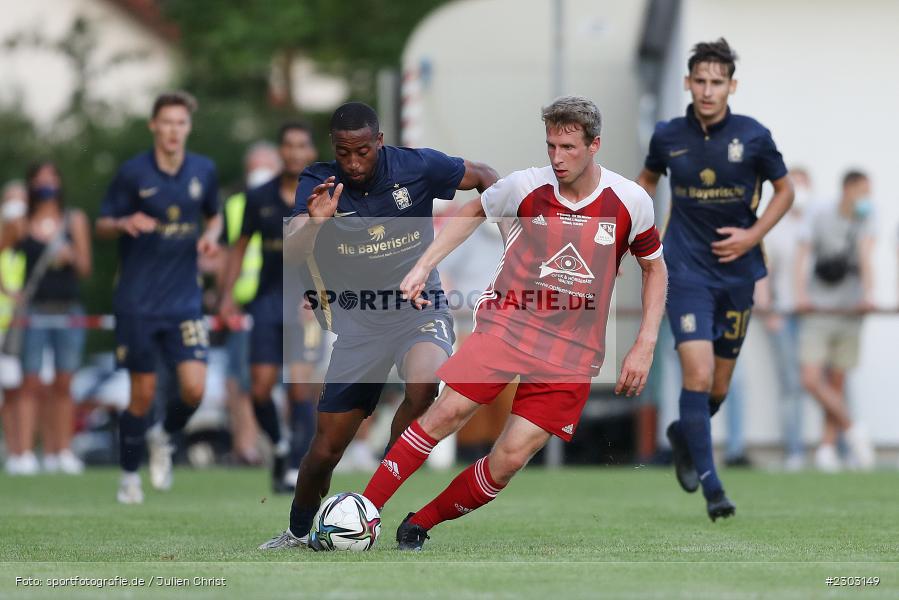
[795, 170, 875, 472]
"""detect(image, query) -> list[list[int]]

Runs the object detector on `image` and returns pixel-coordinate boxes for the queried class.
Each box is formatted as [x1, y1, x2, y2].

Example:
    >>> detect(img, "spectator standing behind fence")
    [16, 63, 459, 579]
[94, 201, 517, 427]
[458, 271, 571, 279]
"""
[220, 141, 281, 465]
[1, 181, 29, 474]
[795, 170, 875, 472]
[755, 167, 813, 471]
[1, 162, 92, 475]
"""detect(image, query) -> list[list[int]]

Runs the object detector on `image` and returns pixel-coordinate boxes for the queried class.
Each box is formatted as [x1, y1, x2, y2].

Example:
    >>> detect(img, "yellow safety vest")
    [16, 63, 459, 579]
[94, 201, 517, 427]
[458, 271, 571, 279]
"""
[225, 192, 264, 305]
[0, 249, 25, 330]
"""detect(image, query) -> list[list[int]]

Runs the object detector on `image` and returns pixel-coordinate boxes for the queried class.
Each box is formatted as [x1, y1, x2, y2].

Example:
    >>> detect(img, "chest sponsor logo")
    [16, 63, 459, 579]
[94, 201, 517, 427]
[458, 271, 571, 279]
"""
[728, 138, 744, 163]
[138, 186, 158, 199]
[166, 205, 181, 222]
[368, 225, 386, 241]
[392, 186, 412, 210]
[669, 148, 690, 158]
[539, 242, 594, 284]
[699, 168, 717, 187]
[189, 176, 203, 200]
[594, 222, 615, 245]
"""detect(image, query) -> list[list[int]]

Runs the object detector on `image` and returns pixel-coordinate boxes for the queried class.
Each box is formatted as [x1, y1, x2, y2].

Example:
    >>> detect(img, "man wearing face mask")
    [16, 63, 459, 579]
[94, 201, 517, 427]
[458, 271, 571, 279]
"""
[219, 141, 281, 466]
[755, 167, 813, 471]
[795, 170, 876, 472]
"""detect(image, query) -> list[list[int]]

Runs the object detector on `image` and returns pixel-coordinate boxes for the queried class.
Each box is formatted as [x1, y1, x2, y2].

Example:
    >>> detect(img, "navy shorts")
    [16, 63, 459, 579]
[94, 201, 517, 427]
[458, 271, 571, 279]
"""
[115, 314, 209, 373]
[666, 278, 755, 359]
[318, 311, 454, 416]
[250, 318, 326, 366]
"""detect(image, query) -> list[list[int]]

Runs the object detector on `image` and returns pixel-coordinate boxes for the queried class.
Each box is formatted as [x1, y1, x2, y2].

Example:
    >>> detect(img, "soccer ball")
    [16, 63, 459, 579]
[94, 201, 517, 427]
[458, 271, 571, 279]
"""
[310, 492, 381, 551]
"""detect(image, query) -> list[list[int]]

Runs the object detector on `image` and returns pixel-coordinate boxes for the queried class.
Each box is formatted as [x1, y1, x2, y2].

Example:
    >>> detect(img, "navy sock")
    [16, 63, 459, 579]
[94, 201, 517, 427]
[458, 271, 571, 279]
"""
[709, 396, 724, 418]
[253, 398, 282, 446]
[289, 501, 319, 538]
[163, 397, 198, 436]
[119, 410, 148, 472]
[289, 401, 316, 469]
[678, 388, 723, 499]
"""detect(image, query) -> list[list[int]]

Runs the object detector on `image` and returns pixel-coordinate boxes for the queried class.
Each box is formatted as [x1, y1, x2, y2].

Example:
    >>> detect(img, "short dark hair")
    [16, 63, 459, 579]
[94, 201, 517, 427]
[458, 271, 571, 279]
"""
[842, 170, 868, 188]
[278, 121, 313, 145]
[688, 38, 738, 78]
[329, 102, 379, 136]
[151, 91, 198, 118]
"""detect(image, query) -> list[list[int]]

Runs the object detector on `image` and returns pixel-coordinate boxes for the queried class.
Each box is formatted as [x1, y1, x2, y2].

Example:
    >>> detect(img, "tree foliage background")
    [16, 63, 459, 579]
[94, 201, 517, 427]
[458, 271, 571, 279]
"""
[0, 0, 449, 332]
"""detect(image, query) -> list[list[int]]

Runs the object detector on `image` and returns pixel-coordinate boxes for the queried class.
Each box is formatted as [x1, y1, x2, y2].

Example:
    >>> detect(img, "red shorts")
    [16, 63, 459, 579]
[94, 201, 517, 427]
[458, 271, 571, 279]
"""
[436, 332, 590, 441]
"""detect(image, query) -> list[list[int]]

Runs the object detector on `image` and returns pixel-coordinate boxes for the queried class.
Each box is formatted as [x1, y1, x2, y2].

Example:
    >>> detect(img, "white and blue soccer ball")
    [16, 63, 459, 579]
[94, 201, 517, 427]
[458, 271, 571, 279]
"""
[310, 492, 381, 551]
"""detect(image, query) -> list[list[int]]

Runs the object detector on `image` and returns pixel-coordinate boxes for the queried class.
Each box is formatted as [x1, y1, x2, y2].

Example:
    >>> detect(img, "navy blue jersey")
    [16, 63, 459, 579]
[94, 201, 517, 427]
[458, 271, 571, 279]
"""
[100, 150, 219, 317]
[293, 146, 465, 334]
[241, 176, 291, 322]
[645, 105, 787, 287]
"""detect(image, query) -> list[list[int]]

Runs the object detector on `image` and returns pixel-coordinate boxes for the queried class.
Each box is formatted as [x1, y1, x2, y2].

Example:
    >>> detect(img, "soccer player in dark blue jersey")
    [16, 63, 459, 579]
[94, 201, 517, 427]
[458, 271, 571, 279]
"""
[636, 39, 793, 520]
[259, 102, 499, 549]
[96, 91, 222, 504]
[219, 122, 320, 493]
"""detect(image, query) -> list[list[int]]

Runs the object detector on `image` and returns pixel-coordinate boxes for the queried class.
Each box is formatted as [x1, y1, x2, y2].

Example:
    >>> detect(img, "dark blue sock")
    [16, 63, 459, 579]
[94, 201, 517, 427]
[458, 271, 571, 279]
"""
[289, 500, 319, 538]
[289, 401, 316, 469]
[119, 410, 148, 473]
[709, 395, 725, 418]
[163, 396, 198, 435]
[678, 388, 723, 499]
[253, 398, 282, 446]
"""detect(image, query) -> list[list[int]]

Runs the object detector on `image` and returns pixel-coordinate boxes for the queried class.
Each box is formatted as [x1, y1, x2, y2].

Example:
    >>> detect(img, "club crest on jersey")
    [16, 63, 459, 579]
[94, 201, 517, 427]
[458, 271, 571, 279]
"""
[594, 221, 615, 245]
[539, 242, 594, 284]
[699, 168, 717, 187]
[392, 186, 412, 210]
[189, 176, 203, 200]
[728, 138, 744, 163]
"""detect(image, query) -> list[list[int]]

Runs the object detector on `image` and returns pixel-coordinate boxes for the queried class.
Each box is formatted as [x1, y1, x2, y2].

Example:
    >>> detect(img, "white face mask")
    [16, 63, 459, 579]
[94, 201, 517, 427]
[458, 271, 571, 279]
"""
[246, 168, 276, 189]
[1, 198, 26, 222]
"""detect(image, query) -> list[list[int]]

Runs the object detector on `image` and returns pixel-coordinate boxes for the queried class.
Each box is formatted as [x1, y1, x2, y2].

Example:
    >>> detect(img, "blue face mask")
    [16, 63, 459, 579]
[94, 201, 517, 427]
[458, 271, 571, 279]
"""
[31, 186, 60, 202]
[854, 197, 872, 220]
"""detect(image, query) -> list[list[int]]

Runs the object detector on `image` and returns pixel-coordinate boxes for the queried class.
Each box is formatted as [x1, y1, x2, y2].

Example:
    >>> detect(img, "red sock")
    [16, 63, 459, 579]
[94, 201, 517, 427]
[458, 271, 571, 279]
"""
[411, 456, 505, 530]
[363, 420, 436, 510]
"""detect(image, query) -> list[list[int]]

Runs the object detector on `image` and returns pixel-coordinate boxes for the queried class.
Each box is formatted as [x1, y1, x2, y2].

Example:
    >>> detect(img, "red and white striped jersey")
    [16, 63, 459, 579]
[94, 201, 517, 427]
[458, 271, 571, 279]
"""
[473, 165, 662, 376]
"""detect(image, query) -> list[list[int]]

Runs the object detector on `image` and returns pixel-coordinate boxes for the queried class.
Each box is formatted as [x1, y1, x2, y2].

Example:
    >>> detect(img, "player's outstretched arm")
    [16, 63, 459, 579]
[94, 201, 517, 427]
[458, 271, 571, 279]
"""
[401, 197, 487, 307]
[712, 175, 794, 263]
[615, 255, 667, 397]
[636, 169, 662, 198]
[197, 213, 223, 257]
[218, 234, 250, 328]
[457, 160, 500, 193]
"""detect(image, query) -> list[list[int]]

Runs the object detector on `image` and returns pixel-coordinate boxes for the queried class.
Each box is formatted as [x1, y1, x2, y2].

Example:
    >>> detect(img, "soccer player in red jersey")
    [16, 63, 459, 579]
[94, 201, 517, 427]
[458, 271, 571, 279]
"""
[360, 96, 668, 550]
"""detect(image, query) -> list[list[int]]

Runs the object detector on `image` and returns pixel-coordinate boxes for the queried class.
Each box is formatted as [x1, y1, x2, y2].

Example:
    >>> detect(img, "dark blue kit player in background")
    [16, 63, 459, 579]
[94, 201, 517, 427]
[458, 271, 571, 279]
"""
[636, 39, 793, 520]
[219, 122, 322, 494]
[259, 102, 500, 549]
[96, 91, 223, 505]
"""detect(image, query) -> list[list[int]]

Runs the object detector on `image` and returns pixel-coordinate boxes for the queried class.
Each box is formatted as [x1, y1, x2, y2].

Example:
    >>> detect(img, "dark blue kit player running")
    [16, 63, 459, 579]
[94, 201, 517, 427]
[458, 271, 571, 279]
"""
[219, 122, 321, 494]
[96, 91, 222, 505]
[259, 102, 499, 549]
[637, 39, 793, 520]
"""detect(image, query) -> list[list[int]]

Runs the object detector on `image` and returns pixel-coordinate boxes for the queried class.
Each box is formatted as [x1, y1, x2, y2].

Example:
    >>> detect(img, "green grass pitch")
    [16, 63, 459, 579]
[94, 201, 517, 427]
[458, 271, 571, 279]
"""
[1, 466, 897, 599]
